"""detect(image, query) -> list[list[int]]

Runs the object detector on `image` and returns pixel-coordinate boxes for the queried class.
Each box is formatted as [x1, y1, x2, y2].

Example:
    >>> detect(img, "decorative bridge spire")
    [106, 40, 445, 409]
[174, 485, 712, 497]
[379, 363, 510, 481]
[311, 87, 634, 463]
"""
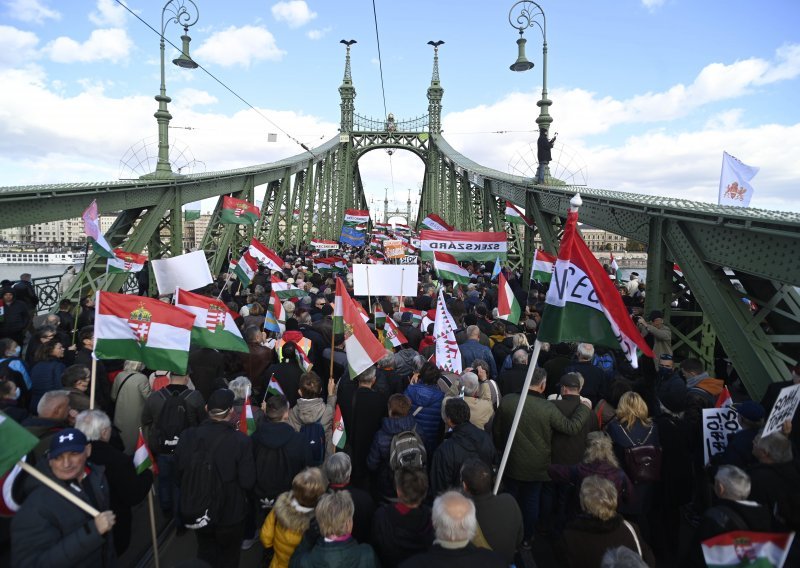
[427, 40, 445, 134]
[339, 40, 357, 134]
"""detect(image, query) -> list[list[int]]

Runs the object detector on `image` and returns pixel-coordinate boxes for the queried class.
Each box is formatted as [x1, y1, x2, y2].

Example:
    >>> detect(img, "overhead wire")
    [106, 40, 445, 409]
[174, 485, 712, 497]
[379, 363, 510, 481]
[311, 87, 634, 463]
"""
[114, 0, 315, 156]
[370, 0, 397, 218]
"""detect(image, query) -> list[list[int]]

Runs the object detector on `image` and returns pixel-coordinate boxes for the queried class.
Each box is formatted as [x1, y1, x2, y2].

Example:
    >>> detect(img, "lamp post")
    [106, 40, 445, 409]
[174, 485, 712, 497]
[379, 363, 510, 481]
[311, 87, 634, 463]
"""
[144, 0, 199, 179]
[508, 1, 553, 183]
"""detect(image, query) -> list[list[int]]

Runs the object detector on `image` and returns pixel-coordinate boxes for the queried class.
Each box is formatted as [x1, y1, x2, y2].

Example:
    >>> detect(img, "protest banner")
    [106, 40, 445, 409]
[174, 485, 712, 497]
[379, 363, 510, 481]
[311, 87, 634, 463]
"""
[384, 240, 405, 259]
[762, 383, 800, 438]
[352, 264, 418, 297]
[399, 255, 419, 265]
[702, 407, 741, 465]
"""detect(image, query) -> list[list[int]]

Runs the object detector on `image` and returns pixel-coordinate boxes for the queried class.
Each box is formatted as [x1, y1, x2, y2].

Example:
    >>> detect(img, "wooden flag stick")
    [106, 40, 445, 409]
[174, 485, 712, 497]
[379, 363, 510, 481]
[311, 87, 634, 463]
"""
[18, 461, 100, 517]
[89, 356, 97, 410]
[147, 489, 161, 568]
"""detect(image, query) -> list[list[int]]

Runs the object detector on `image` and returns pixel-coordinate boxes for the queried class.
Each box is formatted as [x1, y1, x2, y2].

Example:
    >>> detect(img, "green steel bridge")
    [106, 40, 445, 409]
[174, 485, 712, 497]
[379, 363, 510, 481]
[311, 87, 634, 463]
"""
[0, 43, 798, 402]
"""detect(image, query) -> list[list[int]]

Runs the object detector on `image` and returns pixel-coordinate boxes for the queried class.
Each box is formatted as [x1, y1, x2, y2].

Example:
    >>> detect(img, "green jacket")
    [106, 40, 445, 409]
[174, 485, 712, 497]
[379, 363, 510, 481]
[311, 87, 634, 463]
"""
[494, 390, 590, 481]
[290, 535, 379, 568]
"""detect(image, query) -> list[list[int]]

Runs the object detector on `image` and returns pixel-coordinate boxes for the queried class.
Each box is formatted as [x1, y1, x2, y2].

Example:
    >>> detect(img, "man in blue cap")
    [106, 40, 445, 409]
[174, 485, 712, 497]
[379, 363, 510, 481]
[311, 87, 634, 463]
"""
[11, 427, 116, 567]
[712, 401, 766, 468]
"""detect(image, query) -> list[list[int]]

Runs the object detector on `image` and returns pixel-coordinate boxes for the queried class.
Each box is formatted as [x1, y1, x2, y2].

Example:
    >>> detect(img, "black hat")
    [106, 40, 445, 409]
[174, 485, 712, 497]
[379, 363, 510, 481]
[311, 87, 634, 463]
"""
[559, 373, 582, 389]
[321, 304, 334, 317]
[648, 310, 664, 321]
[207, 388, 235, 413]
[735, 401, 765, 422]
[285, 317, 299, 331]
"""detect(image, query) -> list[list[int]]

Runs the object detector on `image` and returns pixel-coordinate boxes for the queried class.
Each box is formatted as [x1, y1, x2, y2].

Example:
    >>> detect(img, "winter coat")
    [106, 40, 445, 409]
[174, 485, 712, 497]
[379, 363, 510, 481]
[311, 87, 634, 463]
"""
[29, 358, 66, 412]
[367, 415, 418, 499]
[404, 383, 444, 454]
[563, 361, 607, 406]
[548, 460, 634, 509]
[493, 390, 591, 481]
[747, 460, 800, 515]
[11, 460, 115, 568]
[265, 361, 304, 407]
[260, 491, 316, 568]
[400, 543, 507, 568]
[550, 395, 594, 466]
[656, 371, 687, 412]
[459, 340, 498, 379]
[239, 342, 274, 397]
[442, 393, 494, 431]
[606, 419, 661, 469]
[110, 370, 151, 454]
[430, 422, 496, 496]
[561, 514, 655, 568]
[699, 499, 773, 540]
[288, 395, 337, 457]
[496, 364, 529, 396]
[175, 419, 256, 526]
[187, 347, 226, 401]
[329, 483, 375, 545]
[371, 503, 435, 568]
[471, 491, 524, 564]
[140, 384, 206, 455]
[252, 421, 314, 499]
[290, 536, 379, 568]
[393, 348, 419, 380]
[637, 321, 672, 360]
[398, 323, 423, 351]
[20, 415, 69, 462]
[0, 298, 30, 343]
[349, 387, 388, 487]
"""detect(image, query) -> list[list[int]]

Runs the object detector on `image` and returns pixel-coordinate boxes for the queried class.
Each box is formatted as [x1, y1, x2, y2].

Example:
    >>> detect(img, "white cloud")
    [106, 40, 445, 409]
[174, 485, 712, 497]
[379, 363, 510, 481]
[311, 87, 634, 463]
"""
[174, 88, 218, 108]
[0, 25, 39, 68]
[43, 28, 133, 64]
[641, 0, 665, 10]
[271, 1, 317, 28]
[89, 0, 128, 28]
[307, 27, 332, 41]
[194, 25, 285, 68]
[6, 0, 60, 24]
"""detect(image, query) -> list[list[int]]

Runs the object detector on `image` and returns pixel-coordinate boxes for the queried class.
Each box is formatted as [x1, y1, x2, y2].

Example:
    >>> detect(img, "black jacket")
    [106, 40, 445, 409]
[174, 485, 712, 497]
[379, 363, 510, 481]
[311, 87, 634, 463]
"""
[551, 395, 593, 466]
[175, 419, 256, 526]
[400, 543, 506, 568]
[472, 492, 524, 564]
[496, 364, 529, 396]
[0, 298, 30, 343]
[141, 384, 206, 454]
[564, 361, 607, 405]
[430, 421, 496, 496]
[372, 503, 434, 568]
[252, 421, 312, 498]
[398, 323, 422, 351]
[264, 362, 303, 407]
[350, 387, 388, 488]
[188, 347, 226, 402]
[299, 324, 326, 367]
[329, 483, 375, 545]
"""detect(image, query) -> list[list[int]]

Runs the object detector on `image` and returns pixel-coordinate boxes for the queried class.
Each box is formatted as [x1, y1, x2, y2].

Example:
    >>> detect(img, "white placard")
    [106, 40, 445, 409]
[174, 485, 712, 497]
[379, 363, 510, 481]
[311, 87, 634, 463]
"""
[399, 255, 419, 265]
[702, 407, 741, 465]
[762, 383, 800, 438]
[353, 264, 418, 297]
[151, 250, 213, 296]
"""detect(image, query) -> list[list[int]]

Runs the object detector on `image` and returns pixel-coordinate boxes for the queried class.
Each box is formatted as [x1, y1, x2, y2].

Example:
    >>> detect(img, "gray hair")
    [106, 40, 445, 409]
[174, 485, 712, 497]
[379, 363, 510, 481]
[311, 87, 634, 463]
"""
[411, 354, 426, 374]
[512, 349, 529, 365]
[315, 491, 355, 537]
[123, 360, 145, 372]
[466, 325, 480, 339]
[44, 314, 60, 326]
[37, 390, 70, 417]
[323, 452, 352, 485]
[357, 365, 377, 385]
[715, 465, 751, 501]
[601, 546, 649, 568]
[472, 359, 490, 375]
[432, 491, 477, 543]
[754, 430, 793, 463]
[531, 366, 547, 387]
[577, 343, 595, 360]
[378, 349, 395, 369]
[75, 409, 112, 441]
[228, 376, 252, 400]
[297, 311, 312, 325]
[459, 372, 480, 396]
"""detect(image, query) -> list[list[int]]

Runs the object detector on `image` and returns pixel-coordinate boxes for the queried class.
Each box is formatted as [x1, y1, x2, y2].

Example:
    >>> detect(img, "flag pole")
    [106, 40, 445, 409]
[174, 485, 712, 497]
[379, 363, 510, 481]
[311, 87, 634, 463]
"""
[366, 265, 371, 317]
[147, 488, 161, 568]
[329, 279, 337, 382]
[493, 339, 544, 495]
[71, 239, 91, 347]
[89, 357, 97, 410]
[18, 461, 101, 517]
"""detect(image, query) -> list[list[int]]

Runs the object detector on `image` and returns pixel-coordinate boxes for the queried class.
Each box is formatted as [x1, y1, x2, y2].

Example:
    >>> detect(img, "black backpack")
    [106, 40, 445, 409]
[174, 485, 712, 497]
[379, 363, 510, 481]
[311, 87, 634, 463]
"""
[254, 443, 294, 507]
[179, 432, 227, 529]
[299, 421, 326, 466]
[389, 428, 426, 471]
[155, 389, 193, 454]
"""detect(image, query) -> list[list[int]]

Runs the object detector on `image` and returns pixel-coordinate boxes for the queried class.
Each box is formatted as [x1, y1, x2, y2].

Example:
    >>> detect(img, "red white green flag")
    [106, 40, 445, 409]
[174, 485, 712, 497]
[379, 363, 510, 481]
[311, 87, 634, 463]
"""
[384, 317, 408, 349]
[267, 375, 284, 397]
[296, 348, 313, 372]
[249, 238, 284, 273]
[133, 428, 158, 475]
[610, 253, 619, 273]
[420, 213, 453, 232]
[419, 230, 507, 261]
[239, 396, 256, 436]
[352, 299, 370, 323]
[333, 278, 385, 378]
[220, 196, 260, 225]
[107, 249, 147, 274]
[399, 306, 424, 327]
[332, 404, 347, 451]
[531, 249, 556, 283]
[343, 209, 370, 225]
[505, 201, 532, 226]
[82, 200, 114, 258]
[0, 412, 38, 478]
[497, 271, 521, 325]
[234, 251, 258, 286]
[94, 291, 195, 374]
[271, 275, 308, 299]
[715, 386, 733, 409]
[701, 531, 794, 568]
[537, 198, 654, 368]
[175, 288, 249, 353]
[374, 306, 386, 328]
[433, 251, 470, 284]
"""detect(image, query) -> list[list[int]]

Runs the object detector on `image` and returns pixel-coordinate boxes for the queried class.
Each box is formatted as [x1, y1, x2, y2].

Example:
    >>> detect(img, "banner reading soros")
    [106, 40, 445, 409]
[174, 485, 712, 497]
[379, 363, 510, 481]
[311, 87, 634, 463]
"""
[419, 230, 507, 261]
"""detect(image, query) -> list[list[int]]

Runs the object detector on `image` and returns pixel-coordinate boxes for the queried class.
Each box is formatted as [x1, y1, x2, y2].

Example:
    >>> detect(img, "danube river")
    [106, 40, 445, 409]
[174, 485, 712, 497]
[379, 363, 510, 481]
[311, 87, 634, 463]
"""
[0, 264, 77, 284]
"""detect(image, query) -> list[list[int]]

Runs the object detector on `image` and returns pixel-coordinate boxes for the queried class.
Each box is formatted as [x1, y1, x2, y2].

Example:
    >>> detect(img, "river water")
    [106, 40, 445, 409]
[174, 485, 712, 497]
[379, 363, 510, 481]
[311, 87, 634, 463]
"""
[0, 264, 78, 285]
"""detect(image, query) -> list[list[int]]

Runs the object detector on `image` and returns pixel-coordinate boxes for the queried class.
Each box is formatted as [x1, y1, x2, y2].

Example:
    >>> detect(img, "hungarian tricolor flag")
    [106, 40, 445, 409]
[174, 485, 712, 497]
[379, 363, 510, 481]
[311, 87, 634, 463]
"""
[264, 291, 285, 334]
[419, 230, 507, 261]
[234, 251, 258, 286]
[332, 404, 347, 451]
[107, 249, 147, 274]
[352, 299, 370, 323]
[610, 253, 619, 273]
[314, 257, 347, 273]
[267, 375, 284, 397]
[420, 213, 453, 232]
[0, 412, 37, 479]
[537, 198, 653, 368]
[715, 386, 733, 409]
[133, 428, 158, 475]
[531, 249, 556, 283]
[497, 271, 521, 325]
[433, 251, 470, 284]
[271, 275, 308, 299]
[333, 278, 385, 378]
[399, 307, 424, 327]
[505, 201, 532, 226]
[175, 288, 249, 353]
[374, 306, 386, 329]
[384, 317, 408, 349]
[82, 200, 114, 258]
[220, 196, 260, 225]
[296, 348, 313, 372]
[249, 239, 284, 273]
[701, 531, 794, 567]
[343, 209, 370, 225]
[94, 291, 195, 374]
[239, 396, 256, 436]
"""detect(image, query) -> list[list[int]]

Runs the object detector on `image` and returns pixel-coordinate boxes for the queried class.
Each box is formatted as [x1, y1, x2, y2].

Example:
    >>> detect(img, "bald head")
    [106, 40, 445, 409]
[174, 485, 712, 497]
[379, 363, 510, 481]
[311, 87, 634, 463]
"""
[432, 491, 477, 543]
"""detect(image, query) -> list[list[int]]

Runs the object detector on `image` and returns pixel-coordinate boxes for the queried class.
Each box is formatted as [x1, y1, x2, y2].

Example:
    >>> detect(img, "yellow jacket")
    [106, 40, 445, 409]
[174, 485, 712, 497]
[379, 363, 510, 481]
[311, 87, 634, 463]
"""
[259, 491, 314, 568]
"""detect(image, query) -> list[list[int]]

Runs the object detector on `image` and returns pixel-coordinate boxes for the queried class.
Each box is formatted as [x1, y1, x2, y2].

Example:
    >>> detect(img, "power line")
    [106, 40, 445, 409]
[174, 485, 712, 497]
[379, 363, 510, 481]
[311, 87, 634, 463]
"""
[371, 0, 388, 118]
[114, 0, 315, 156]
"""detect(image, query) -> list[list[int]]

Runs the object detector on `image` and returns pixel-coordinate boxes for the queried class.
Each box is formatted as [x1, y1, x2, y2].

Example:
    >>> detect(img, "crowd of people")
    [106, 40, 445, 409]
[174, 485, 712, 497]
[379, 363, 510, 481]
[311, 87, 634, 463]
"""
[1, 248, 799, 568]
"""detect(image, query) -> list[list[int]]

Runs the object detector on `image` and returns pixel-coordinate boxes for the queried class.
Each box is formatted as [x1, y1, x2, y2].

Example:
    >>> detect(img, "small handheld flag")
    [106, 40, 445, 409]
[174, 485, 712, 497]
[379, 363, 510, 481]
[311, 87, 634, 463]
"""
[133, 428, 158, 475]
[332, 405, 347, 451]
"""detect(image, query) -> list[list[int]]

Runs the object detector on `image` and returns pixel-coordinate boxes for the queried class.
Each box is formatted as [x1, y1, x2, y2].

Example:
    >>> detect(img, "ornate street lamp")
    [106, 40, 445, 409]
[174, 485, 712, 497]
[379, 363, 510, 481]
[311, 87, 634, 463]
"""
[144, 0, 200, 179]
[508, 1, 554, 183]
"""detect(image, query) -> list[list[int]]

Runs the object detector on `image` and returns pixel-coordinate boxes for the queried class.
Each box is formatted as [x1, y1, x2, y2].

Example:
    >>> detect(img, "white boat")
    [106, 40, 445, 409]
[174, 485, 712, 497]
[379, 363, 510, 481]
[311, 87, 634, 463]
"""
[0, 251, 87, 265]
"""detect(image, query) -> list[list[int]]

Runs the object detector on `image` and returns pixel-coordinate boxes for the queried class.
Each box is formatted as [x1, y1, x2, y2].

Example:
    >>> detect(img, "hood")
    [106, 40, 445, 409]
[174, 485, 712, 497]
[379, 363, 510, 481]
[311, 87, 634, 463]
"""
[381, 415, 417, 435]
[451, 421, 488, 450]
[273, 490, 314, 533]
[290, 397, 325, 424]
[252, 421, 296, 449]
[406, 383, 444, 407]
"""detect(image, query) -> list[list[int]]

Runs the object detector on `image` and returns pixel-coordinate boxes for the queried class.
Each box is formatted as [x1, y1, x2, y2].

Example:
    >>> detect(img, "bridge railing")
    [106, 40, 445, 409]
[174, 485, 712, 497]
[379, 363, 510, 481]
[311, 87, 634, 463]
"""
[353, 113, 429, 133]
[32, 272, 138, 315]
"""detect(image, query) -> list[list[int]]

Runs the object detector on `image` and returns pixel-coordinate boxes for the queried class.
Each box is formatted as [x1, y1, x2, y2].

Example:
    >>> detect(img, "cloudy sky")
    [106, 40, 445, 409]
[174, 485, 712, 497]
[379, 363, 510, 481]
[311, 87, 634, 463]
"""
[1, 0, 798, 216]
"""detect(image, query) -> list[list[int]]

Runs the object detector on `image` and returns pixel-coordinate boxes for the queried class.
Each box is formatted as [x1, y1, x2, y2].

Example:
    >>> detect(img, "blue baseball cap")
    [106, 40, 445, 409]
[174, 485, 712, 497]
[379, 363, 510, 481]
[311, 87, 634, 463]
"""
[49, 428, 88, 459]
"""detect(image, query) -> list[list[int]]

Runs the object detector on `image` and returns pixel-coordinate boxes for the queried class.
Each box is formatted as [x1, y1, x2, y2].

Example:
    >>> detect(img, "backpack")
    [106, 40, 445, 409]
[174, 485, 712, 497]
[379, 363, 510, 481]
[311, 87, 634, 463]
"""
[179, 432, 227, 529]
[389, 428, 426, 471]
[254, 444, 294, 507]
[299, 421, 326, 466]
[592, 351, 616, 381]
[155, 389, 193, 454]
[620, 425, 662, 483]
